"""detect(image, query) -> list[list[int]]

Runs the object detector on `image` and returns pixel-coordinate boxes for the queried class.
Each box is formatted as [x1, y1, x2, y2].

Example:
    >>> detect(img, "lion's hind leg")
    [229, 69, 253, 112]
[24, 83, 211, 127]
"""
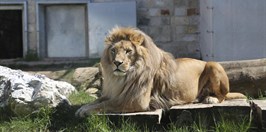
[202, 62, 229, 104]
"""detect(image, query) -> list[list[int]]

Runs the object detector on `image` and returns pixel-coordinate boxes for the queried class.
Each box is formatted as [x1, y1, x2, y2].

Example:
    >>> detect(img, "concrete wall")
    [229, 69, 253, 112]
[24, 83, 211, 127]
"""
[1, 0, 200, 59]
[92, 0, 201, 58]
[136, 0, 201, 58]
[46, 5, 87, 57]
[28, 0, 37, 51]
[200, 0, 266, 61]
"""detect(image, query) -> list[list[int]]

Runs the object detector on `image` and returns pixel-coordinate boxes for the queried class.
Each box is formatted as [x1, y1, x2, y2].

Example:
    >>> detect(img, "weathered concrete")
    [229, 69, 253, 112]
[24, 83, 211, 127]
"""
[213, 99, 250, 107]
[102, 109, 162, 128]
[251, 100, 266, 130]
[3, 0, 200, 59]
[169, 103, 214, 126]
[220, 58, 266, 97]
[169, 99, 251, 127]
[95, 99, 266, 130]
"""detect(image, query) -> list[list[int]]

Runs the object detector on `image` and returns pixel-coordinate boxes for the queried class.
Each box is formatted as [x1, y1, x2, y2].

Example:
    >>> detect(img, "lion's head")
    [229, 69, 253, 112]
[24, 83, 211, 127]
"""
[102, 27, 149, 77]
[98, 27, 168, 112]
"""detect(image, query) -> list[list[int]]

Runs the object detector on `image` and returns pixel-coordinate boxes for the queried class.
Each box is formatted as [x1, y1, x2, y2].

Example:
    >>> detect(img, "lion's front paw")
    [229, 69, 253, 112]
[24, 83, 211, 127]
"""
[75, 105, 92, 117]
[202, 96, 219, 104]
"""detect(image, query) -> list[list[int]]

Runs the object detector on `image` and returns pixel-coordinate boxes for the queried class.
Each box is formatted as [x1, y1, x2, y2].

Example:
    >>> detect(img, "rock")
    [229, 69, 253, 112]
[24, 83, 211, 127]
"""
[0, 66, 76, 116]
[86, 87, 99, 94]
[85, 87, 101, 99]
[220, 58, 266, 97]
[73, 67, 98, 83]
[72, 67, 102, 91]
[27, 66, 103, 98]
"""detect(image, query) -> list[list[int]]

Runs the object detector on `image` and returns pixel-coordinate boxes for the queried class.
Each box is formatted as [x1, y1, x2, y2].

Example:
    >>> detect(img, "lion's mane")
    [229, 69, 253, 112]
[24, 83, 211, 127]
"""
[101, 27, 180, 111]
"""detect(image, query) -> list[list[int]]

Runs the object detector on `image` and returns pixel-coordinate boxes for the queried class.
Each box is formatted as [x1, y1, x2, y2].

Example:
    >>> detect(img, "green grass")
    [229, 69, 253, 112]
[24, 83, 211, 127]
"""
[168, 122, 206, 132]
[24, 50, 40, 61]
[69, 90, 96, 105]
[0, 107, 51, 131]
[246, 89, 266, 100]
[0, 91, 144, 131]
[0, 91, 254, 131]
[258, 90, 266, 100]
[167, 111, 252, 132]
[214, 118, 250, 132]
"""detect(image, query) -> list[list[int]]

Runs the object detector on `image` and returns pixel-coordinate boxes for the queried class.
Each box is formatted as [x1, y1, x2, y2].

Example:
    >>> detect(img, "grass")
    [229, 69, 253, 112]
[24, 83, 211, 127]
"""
[0, 91, 144, 131]
[0, 107, 51, 131]
[69, 90, 96, 105]
[24, 50, 40, 61]
[167, 110, 252, 132]
[214, 118, 251, 132]
[246, 89, 266, 100]
[0, 91, 255, 131]
[258, 90, 266, 100]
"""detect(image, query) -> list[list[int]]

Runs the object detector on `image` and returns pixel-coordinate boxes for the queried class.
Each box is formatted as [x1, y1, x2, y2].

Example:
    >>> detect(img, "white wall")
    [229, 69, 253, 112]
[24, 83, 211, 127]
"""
[88, 1, 136, 58]
[200, 0, 266, 61]
[46, 5, 87, 57]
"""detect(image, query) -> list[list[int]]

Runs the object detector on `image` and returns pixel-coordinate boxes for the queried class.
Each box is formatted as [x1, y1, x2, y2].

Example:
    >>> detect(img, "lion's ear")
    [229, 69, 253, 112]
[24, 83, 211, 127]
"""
[105, 36, 112, 45]
[129, 33, 144, 45]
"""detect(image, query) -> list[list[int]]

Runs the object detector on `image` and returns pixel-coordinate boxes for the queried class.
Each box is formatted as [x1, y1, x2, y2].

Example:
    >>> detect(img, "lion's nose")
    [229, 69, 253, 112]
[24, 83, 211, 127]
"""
[114, 61, 123, 67]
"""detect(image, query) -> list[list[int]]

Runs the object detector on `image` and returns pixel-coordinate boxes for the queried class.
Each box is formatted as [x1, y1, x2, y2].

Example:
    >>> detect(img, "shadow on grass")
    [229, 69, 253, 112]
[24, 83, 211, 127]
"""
[48, 102, 85, 131]
[48, 102, 149, 131]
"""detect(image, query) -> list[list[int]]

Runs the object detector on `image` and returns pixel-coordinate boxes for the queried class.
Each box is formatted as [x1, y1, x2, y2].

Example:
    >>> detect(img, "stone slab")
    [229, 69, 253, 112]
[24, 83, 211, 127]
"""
[214, 99, 251, 118]
[171, 103, 213, 109]
[252, 100, 266, 110]
[96, 99, 252, 127]
[211, 99, 251, 125]
[169, 99, 251, 126]
[99, 109, 162, 127]
[214, 99, 249, 107]
[169, 103, 213, 126]
[252, 100, 266, 129]
[170, 99, 249, 110]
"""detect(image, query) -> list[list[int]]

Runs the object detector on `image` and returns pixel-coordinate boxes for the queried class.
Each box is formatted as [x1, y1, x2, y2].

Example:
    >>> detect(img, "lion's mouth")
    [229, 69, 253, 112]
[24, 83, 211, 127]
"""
[114, 69, 125, 73]
[113, 69, 126, 76]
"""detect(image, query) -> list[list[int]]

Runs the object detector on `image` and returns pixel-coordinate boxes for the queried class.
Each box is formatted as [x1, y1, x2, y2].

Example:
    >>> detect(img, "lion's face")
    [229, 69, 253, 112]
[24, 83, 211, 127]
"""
[108, 40, 137, 76]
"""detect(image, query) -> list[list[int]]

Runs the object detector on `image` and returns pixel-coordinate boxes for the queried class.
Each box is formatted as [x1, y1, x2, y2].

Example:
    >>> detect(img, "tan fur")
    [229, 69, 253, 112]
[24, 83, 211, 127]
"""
[76, 27, 246, 117]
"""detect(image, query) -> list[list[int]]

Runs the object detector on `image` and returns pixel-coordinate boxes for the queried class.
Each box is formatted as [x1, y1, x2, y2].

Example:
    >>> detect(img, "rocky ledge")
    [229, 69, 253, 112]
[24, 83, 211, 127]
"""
[0, 66, 76, 115]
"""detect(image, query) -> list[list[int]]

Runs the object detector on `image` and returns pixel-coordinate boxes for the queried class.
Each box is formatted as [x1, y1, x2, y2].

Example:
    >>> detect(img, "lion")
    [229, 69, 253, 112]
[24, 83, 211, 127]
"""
[76, 27, 246, 117]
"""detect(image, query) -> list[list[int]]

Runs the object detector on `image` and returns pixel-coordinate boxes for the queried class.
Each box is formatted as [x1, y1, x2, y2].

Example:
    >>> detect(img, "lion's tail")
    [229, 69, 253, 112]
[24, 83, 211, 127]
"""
[225, 92, 247, 100]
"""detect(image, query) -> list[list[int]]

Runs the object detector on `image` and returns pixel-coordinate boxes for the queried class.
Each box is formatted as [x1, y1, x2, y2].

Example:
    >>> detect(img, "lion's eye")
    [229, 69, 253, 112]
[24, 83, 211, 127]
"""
[126, 49, 132, 54]
[111, 48, 116, 54]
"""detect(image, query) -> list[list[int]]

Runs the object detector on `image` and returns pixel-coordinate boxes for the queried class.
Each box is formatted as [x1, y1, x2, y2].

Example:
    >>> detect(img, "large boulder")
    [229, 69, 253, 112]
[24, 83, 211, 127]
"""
[28, 66, 102, 95]
[72, 67, 102, 89]
[0, 66, 76, 116]
[72, 67, 102, 97]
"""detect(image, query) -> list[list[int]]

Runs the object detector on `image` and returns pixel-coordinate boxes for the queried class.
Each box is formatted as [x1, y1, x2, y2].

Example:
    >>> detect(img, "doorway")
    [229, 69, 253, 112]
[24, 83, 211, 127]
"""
[0, 10, 23, 59]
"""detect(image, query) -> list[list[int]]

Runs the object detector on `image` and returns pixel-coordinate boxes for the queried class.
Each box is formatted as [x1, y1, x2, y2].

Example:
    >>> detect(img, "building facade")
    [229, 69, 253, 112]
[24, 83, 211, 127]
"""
[1, 0, 266, 61]
[0, 0, 201, 60]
